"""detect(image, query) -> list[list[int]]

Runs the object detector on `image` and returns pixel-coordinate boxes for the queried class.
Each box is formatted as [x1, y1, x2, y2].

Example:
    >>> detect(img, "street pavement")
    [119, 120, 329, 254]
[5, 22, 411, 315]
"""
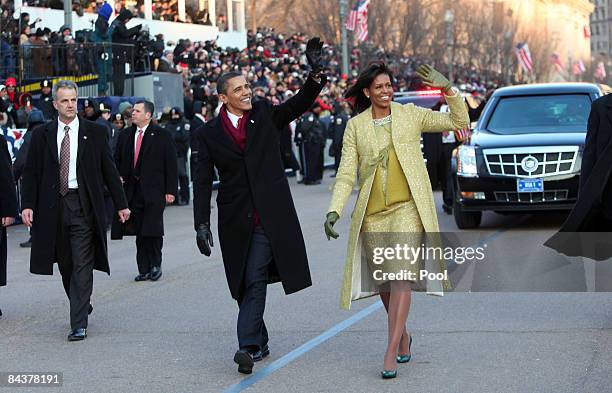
[1, 174, 612, 393]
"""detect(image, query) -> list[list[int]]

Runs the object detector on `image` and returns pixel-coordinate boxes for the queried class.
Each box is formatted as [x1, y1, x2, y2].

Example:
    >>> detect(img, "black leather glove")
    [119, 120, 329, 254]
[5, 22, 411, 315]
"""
[324, 212, 340, 240]
[305, 37, 324, 76]
[196, 223, 214, 256]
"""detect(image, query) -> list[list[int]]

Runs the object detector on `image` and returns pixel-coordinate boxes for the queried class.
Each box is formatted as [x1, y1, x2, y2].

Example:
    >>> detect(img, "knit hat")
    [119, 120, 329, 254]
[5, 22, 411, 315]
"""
[118, 101, 133, 114]
[98, 2, 113, 21]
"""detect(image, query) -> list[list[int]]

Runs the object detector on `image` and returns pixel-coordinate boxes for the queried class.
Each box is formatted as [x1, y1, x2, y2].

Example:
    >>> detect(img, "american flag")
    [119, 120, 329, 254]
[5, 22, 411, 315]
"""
[515, 43, 533, 72]
[595, 61, 606, 80]
[345, 0, 370, 42]
[551, 53, 564, 73]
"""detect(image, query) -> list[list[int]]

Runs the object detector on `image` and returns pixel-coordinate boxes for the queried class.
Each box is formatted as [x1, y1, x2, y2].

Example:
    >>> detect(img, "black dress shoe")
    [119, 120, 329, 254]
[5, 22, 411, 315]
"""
[67, 328, 87, 341]
[233, 349, 254, 374]
[149, 266, 162, 281]
[442, 203, 452, 215]
[19, 238, 32, 248]
[134, 273, 150, 282]
[88, 304, 93, 315]
[252, 345, 270, 362]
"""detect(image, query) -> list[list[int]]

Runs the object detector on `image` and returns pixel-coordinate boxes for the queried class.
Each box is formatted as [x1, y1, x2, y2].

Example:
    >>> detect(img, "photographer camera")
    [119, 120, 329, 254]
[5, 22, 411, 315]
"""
[111, 9, 141, 96]
[133, 27, 154, 73]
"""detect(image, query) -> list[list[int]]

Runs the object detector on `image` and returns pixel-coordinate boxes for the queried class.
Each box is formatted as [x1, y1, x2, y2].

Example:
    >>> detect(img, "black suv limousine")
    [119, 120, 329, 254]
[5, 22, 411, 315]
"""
[451, 83, 602, 229]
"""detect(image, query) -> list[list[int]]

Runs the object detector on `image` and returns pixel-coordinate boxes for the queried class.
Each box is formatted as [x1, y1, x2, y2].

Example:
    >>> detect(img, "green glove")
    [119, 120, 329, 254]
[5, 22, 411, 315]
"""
[324, 212, 340, 240]
[416, 64, 452, 92]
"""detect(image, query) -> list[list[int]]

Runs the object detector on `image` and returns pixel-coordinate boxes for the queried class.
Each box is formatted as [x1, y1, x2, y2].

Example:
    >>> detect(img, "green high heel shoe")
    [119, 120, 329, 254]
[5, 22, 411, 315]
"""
[381, 369, 397, 379]
[396, 334, 412, 363]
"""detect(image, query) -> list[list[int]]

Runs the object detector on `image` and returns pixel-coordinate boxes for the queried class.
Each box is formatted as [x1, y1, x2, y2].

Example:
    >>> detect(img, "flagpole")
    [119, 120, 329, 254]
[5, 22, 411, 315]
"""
[340, 0, 350, 77]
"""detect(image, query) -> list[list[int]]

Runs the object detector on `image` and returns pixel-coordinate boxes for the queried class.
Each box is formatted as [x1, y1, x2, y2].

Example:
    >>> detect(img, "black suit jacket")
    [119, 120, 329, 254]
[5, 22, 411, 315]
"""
[112, 123, 178, 238]
[193, 75, 326, 300]
[20, 117, 128, 275]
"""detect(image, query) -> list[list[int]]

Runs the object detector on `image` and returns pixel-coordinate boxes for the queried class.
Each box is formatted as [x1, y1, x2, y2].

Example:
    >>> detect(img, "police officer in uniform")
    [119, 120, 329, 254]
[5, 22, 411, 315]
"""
[95, 103, 113, 136]
[81, 98, 100, 122]
[165, 107, 191, 205]
[37, 79, 57, 120]
[328, 102, 350, 177]
[295, 102, 325, 185]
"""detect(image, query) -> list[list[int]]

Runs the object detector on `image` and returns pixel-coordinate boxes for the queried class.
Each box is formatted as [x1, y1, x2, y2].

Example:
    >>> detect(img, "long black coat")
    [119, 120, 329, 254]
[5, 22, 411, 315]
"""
[20, 118, 128, 275]
[111, 123, 178, 239]
[189, 115, 206, 179]
[545, 94, 612, 260]
[1, 134, 18, 286]
[193, 76, 325, 300]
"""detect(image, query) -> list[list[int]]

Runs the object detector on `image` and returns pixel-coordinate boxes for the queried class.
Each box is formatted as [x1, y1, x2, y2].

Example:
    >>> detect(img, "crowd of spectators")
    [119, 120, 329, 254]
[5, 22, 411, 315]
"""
[2, 0, 502, 137]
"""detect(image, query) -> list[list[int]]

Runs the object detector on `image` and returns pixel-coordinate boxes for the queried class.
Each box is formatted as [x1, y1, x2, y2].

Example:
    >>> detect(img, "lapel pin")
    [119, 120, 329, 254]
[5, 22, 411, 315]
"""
[250, 120, 255, 124]
[151, 133, 155, 136]
[83, 135, 88, 140]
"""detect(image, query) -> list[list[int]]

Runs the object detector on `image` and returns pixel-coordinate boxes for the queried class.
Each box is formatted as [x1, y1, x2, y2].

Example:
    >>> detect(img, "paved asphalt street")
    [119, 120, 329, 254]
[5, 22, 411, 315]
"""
[2, 175, 612, 393]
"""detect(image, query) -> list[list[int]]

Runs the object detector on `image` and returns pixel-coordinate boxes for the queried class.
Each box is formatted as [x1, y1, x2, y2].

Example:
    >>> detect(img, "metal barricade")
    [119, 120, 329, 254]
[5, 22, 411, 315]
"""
[2, 42, 149, 96]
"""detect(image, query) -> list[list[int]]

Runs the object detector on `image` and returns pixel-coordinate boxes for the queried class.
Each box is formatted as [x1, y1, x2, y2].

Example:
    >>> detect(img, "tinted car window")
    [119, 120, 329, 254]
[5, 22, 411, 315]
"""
[487, 94, 591, 134]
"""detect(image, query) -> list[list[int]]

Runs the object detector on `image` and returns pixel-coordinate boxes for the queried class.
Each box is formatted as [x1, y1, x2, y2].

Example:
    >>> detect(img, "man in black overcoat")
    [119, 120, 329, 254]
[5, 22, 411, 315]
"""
[1, 134, 18, 317]
[545, 93, 612, 260]
[20, 80, 130, 340]
[112, 100, 178, 281]
[193, 37, 325, 374]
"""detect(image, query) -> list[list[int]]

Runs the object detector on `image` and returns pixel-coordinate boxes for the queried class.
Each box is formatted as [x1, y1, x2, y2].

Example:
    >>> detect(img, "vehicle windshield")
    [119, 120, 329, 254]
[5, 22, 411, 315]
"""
[486, 94, 592, 134]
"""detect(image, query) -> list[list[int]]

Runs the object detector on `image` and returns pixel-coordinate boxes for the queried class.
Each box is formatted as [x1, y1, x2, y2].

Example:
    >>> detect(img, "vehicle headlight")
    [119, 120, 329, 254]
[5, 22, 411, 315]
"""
[457, 145, 478, 177]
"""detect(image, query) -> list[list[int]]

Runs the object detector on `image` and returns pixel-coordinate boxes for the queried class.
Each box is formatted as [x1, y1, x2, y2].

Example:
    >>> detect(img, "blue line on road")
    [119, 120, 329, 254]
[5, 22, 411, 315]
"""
[223, 301, 383, 393]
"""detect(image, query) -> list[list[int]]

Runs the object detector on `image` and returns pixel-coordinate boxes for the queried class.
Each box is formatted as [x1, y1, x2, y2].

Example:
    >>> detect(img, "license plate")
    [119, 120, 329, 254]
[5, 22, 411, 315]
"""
[517, 178, 543, 193]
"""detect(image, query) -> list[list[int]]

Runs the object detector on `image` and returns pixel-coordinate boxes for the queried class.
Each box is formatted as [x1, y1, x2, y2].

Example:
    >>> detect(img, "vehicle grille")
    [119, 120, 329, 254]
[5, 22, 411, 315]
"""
[483, 146, 578, 178]
[494, 190, 569, 203]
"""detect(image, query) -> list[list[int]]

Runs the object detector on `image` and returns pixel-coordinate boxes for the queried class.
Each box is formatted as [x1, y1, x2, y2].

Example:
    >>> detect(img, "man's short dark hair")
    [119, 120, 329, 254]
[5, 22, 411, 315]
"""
[135, 100, 155, 116]
[217, 71, 243, 95]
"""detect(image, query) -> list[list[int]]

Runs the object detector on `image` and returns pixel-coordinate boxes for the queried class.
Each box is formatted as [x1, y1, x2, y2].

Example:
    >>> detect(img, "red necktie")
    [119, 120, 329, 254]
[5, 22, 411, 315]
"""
[134, 129, 143, 167]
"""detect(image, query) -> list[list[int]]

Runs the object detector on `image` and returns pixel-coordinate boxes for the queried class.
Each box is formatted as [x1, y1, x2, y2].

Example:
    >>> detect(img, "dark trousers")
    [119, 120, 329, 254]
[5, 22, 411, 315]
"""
[136, 236, 163, 274]
[177, 156, 189, 204]
[333, 147, 342, 173]
[131, 181, 163, 274]
[56, 191, 95, 330]
[113, 58, 126, 96]
[237, 226, 272, 351]
[304, 141, 324, 183]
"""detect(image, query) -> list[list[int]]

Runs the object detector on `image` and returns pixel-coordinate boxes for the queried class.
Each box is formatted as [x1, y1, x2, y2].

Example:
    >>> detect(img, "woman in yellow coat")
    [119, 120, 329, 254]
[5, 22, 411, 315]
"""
[324, 62, 469, 378]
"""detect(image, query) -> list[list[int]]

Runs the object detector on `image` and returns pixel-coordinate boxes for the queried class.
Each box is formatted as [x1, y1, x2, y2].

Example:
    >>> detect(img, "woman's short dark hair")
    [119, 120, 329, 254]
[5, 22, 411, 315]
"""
[344, 61, 394, 114]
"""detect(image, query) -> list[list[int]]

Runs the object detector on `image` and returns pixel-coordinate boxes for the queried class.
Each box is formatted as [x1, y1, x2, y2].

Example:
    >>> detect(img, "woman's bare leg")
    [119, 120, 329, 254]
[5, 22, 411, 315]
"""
[383, 281, 411, 371]
[380, 291, 410, 356]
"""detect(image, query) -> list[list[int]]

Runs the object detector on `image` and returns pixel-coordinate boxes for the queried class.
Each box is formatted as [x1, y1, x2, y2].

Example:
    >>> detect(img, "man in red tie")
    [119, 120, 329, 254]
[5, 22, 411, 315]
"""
[112, 100, 178, 282]
[20, 80, 130, 340]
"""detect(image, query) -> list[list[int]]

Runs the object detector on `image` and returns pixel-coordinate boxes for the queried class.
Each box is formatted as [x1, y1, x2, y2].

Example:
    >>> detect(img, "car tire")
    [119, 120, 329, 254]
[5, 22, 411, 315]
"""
[453, 199, 482, 229]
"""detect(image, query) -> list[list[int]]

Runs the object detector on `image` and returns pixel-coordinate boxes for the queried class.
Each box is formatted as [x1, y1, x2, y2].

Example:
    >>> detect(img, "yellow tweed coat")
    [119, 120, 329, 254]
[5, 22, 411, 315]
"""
[328, 95, 470, 310]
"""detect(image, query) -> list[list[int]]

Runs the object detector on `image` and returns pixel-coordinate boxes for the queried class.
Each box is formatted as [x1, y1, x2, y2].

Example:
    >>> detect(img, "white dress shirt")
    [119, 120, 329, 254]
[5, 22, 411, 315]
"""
[226, 110, 242, 128]
[195, 113, 206, 124]
[57, 117, 79, 189]
[134, 122, 150, 155]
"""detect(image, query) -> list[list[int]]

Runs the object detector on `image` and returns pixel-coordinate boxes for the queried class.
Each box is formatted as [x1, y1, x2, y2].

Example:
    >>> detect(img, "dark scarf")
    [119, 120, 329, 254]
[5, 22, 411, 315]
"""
[219, 104, 250, 151]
